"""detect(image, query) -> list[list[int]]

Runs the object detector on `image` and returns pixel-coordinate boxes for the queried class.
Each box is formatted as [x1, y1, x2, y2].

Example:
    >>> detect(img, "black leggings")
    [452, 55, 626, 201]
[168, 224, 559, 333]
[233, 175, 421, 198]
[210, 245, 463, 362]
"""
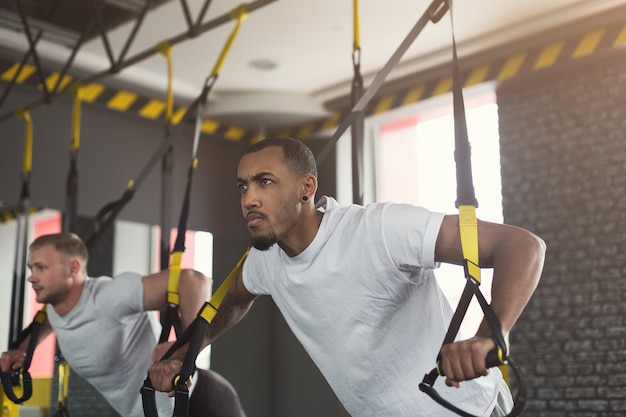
[188, 369, 246, 417]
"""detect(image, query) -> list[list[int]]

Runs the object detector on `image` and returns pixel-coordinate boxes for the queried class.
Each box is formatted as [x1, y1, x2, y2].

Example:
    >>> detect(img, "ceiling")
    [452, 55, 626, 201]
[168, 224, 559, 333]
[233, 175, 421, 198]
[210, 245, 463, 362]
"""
[0, 0, 624, 131]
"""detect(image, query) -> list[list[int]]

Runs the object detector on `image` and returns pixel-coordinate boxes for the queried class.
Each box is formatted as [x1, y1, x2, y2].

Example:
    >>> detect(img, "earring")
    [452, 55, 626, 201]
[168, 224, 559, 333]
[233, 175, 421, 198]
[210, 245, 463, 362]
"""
[302, 195, 309, 202]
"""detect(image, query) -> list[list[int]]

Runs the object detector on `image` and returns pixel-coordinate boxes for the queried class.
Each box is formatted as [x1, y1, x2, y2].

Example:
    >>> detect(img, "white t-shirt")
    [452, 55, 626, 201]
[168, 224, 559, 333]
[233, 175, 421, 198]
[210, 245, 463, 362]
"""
[243, 196, 503, 417]
[48, 273, 174, 417]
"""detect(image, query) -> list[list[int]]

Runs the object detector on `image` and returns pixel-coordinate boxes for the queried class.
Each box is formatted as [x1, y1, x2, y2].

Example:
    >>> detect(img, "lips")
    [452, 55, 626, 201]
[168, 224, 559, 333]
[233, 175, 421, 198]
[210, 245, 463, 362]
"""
[245, 212, 265, 227]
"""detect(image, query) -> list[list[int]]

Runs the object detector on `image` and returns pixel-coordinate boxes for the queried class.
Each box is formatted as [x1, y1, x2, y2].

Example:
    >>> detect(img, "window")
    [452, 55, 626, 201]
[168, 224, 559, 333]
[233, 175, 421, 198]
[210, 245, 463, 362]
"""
[335, 89, 502, 336]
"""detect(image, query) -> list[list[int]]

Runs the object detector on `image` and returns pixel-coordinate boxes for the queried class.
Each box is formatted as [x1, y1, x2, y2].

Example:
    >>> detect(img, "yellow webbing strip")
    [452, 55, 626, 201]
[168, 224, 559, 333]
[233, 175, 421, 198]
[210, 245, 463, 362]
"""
[1, 392, 19, 417]
[156, 41, 174, 122]
[70, 84, 84, 152]
[200, 249, 250, 323]
[167, 251, 183, 306]
[353, 0, 361, 51]
[33, 305, 47, 324]
[16, 108, 33, 175]
[459, 205, 511, 383]
[210, 4, 248, 78]
[57, 361, 70, 404]
[458, 205, 480, 283]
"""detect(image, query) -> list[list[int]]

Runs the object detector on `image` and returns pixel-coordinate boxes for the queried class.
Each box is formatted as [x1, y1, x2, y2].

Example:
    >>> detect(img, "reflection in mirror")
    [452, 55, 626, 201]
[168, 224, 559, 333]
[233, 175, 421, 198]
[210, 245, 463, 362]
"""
[0, 209, 215, 376]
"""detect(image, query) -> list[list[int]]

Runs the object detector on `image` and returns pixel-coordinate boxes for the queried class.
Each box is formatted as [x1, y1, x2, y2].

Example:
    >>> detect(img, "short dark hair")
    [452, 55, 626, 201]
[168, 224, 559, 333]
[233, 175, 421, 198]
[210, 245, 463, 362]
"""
[30, 233, 88, 265]
[244, 137, 318, 178]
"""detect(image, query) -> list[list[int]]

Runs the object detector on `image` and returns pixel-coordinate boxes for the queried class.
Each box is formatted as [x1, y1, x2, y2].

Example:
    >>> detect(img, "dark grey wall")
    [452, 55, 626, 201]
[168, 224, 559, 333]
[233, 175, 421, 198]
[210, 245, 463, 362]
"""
[498, 49, 626, 416]
[0, 84, 341, 417]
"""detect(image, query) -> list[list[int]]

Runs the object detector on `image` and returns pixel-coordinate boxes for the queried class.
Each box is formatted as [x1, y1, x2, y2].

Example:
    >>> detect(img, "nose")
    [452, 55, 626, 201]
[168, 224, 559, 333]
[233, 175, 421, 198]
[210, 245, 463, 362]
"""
[241, 187, 260, 212]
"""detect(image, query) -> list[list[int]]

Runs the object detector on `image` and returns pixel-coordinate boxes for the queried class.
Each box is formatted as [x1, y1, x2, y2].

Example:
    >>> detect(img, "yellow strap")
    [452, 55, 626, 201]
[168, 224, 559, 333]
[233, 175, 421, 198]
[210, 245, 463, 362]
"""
[210, 4, 248, 78]
[1, 390, 19, 417]
[459, 205, 511, 382]
[167, 251, 183, 306]
[16, 108, 33, 175]
[199, 249, 250, 323]
[458, 205, 480, 283]
[33, 306, 47, 324]
[353, 0, 361, 51]
[70, 83, 84, 152]
[156, 41, 174, 122]
[57, 361, 70, 403]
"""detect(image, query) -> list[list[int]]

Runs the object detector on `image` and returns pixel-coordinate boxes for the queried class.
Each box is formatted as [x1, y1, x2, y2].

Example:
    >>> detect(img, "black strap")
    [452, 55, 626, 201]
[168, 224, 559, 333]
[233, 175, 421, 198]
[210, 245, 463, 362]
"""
[1, 308, 46, 404]
[350, 1, 365, 205]
[63, 150, 79, 233]
[158, 74, 210, 345]
[141, 308, 210, 417]
[9, 172, 31, 346]
[143, 75, 215, 417]
[3, 123, 34, 404]
[315, 0, 449, 166]
[141, 248, 248, 417]
[418, 2, 526, 415]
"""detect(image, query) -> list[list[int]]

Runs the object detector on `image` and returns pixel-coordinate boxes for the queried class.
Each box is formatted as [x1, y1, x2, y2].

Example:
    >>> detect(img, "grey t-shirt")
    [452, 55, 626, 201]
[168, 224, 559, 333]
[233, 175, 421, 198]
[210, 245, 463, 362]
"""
[47, 273, 173, 417]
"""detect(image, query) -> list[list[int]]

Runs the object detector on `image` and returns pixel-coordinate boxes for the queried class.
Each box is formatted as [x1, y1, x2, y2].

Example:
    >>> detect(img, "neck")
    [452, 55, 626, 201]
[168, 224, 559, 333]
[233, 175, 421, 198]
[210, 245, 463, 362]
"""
[53, 277, 85, 316]
[279, 206, 323, 257]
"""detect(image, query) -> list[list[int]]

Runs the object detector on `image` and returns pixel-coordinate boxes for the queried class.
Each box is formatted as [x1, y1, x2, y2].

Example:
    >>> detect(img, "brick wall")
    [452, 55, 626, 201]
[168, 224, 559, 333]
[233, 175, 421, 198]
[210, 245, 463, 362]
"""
[497, 49, 626, 416]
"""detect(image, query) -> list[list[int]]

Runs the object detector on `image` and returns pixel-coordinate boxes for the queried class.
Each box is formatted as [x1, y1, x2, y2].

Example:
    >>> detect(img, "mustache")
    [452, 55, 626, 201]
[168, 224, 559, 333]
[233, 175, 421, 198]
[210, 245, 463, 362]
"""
[245, 210, 266, 221]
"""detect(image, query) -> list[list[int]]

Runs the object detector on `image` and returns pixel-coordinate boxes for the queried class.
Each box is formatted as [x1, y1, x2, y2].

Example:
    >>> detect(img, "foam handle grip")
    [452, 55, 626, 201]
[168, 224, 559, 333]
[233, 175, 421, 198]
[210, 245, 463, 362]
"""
[437, 348, 504, 376]
[486, 348, 504, 368]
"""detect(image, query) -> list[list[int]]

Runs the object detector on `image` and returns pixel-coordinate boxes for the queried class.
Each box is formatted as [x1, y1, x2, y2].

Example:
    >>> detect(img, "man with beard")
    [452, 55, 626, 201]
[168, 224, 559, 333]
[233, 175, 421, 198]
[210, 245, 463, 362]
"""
[148, 136, 545, 417]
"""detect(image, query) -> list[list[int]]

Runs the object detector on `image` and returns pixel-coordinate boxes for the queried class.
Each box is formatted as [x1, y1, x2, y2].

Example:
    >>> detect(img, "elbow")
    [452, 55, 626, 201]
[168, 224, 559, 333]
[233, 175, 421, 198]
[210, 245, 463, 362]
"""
[528, 230, 547, 267]
[532, 234, 548, 270]
[179, 269, 211, 301]
[521, 230, 547, 287]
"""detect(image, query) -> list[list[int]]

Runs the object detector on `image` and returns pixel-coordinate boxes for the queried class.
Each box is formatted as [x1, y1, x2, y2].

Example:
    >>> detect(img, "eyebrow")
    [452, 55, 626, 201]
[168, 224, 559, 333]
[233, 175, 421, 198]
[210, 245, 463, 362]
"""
[237, 171, 276, 184]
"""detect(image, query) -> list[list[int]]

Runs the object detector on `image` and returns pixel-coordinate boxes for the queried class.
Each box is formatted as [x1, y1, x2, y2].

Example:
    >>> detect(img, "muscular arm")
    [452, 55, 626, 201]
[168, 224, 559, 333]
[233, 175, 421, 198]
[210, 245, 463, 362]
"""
[148, 266, 256, 392]
[142, 268, 210, 330]
[204, 267, 257, 344]
[0, 318, 54, 372]
[435, 214, 546, 386]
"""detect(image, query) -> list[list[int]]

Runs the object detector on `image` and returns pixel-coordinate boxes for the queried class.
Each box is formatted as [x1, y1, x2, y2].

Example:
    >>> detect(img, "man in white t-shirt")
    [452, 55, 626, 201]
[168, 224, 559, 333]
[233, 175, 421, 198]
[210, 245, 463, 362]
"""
[149, 136, 546, 416]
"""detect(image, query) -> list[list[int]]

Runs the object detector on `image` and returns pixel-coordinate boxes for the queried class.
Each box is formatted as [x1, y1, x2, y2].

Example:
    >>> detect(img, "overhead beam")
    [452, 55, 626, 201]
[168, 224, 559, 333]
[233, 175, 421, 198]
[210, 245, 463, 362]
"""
[0, 0, 278, 122]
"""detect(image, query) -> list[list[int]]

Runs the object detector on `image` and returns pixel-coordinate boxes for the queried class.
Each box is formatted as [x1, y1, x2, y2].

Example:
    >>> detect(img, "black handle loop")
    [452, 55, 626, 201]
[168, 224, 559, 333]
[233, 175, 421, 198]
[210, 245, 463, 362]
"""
[418, 267, 526, 416]
[141, 308, 211, 417]
[1, 310, 44, 404]
[419, 353, 527, 417]
[0, 368, 33, 404]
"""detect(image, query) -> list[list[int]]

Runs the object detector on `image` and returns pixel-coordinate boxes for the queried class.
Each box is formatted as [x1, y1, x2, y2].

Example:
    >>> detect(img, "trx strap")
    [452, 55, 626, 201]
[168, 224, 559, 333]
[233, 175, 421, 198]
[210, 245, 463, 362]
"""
[157, 3, 247, 344]
[63, 84, 83, 234]
[2, 109, 36, 405]
[351, 0, 365, 205]
[157, 40, 176, 277]
[53, 359, 70, 417]
[8, 109, 33, 347]
[142, 7, 249, 416]
[156, 40, 185, 342]
[418, 2, 526, 416]
[0, 307, 47, 404]
[315, 0, 448, 166]
[141, 250, 249, 417]
[85, 4, 248, 253]
[84, 40, 177, 251]
[53, 85, 84, 416]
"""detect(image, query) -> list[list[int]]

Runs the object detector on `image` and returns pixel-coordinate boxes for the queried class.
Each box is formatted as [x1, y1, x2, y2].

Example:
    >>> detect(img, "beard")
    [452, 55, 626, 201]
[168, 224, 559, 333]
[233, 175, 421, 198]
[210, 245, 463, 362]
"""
[251, 233, 277, 251]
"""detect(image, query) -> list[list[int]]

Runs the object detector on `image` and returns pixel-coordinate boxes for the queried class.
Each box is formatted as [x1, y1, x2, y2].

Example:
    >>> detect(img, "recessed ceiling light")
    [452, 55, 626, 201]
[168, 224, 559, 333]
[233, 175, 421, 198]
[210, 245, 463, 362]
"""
[249, 59, 277, 70]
